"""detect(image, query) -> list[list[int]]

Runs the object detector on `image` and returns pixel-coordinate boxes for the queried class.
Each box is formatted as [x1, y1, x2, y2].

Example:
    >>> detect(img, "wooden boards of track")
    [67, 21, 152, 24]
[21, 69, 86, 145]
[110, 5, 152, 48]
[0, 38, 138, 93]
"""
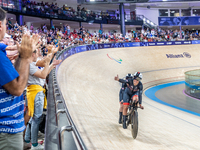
[57, 45, 200, 150]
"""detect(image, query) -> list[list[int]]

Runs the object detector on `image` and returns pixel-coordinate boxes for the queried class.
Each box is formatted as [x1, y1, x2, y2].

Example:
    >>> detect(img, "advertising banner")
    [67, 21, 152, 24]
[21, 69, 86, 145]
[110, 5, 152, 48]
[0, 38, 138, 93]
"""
[110, 43, 125, 48]
[147, 42, 157, 46]
[147, 41, 192, 46]
[192, 40, 200, 44]
[86, 45, 93, 51]
[98, 44, 104, 49]
[71, 47, 76, 55]
[103, 43, 112, 48]
[173, 41, 192, 45]
[86, 44, 99, 50]
[140, 42, 148, 46]
[63, 49, 71, 59]
[159, 16, 200, 26]
[124, 42, 140, 47]
[75, 45, 87, 53]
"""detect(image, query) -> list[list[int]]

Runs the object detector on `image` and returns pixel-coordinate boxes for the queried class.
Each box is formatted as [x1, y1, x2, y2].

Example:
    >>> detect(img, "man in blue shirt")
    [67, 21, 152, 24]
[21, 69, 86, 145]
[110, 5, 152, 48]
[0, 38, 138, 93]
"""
[0, 8, 40, 150]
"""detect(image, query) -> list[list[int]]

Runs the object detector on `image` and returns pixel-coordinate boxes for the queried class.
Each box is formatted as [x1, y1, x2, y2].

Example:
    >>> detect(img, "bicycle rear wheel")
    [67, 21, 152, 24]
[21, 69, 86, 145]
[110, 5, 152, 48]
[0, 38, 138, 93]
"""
[131, 110, 138, 139]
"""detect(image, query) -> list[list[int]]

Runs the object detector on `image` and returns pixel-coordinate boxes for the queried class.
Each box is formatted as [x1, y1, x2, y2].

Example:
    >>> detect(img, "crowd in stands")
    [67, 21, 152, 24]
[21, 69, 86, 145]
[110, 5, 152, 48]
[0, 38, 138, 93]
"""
[0, 7, 62, 150]
[6, 18, 200, 54]
[21, 1, 113, 20]
[1, 0, 115, 20]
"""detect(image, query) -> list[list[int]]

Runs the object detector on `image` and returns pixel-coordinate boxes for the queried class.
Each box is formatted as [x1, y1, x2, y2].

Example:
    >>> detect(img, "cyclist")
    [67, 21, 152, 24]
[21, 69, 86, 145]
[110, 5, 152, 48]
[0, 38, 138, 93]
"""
[115, 72, 144, 129]
[118, 74, 133, 124]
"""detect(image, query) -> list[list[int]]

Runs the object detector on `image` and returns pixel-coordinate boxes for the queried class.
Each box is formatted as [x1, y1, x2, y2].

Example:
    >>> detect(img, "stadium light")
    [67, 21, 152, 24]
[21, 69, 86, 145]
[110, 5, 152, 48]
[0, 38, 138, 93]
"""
[147, 20, 150, 23]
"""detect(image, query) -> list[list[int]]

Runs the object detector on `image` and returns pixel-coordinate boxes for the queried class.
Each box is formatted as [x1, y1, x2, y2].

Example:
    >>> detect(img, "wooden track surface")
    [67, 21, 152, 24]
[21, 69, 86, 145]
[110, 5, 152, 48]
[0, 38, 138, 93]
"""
[57, 45, 200, 150]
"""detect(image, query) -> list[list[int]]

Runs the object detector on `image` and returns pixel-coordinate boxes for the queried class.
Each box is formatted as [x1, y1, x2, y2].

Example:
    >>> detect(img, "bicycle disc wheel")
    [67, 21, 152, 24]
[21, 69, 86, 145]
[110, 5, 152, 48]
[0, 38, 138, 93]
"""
[131, 111, 138, 139]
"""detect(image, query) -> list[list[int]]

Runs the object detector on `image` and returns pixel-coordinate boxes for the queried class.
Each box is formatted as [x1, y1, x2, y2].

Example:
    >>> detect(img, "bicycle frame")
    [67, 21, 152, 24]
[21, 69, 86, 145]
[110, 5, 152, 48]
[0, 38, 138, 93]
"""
[127, 101, 139, 139]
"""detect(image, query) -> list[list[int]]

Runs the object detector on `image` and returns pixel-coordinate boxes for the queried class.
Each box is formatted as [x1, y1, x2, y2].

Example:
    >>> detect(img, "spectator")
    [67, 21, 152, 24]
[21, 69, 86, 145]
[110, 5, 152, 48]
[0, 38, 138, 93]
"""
[43, 24, 47, 33]
[0, 8, 39, 150]
[116, 9, 119, 19]
[30, 23, 34, 32]
[99, 28, 103, 38]
[7, 18, 12, 29]
[24, 48, 59, 149]
[14, 21, 19, 30]
[67, 24, 70, 35]
[77, 5, 80, 12]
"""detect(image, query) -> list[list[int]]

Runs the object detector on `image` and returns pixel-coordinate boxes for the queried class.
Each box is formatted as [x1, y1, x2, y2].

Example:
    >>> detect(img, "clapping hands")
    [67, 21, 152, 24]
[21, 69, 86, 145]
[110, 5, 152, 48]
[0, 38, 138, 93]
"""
[17, 33, 40, 60]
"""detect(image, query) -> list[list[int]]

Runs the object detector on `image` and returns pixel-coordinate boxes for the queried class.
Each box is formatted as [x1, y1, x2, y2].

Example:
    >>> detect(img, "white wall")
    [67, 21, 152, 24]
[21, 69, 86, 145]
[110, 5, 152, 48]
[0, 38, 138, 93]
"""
[136, 7, 159, 25]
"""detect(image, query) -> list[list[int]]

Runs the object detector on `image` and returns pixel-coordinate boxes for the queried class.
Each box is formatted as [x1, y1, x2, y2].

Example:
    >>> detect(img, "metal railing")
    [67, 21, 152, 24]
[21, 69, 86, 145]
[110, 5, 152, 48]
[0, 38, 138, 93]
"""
[50, 69, 87, 150]
[2, 0, 143, 25]
[137, 14, 158, 29]
[50, 55, 87, 150]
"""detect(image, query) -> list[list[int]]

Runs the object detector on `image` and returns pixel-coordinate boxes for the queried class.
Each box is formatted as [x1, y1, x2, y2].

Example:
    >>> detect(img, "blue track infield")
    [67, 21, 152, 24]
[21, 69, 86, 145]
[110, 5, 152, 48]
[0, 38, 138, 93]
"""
[145, 81, 200, 117]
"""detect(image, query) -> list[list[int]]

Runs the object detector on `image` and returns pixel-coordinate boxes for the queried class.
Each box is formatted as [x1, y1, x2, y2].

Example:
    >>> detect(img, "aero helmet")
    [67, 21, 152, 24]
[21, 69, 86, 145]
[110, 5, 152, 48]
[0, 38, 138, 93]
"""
[133, 72, 142, 81]
[126, 73, 133, 79]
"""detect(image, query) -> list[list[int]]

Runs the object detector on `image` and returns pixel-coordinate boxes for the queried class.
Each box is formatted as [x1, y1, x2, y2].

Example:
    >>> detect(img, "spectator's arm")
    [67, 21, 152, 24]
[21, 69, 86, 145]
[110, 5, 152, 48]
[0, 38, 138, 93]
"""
[48, 64, 55, 74]
[6, 50, 18, 56]
[3, 34, 39, 96]
[5, 45, 18, 51]
[36, 59, 45, 67]
[3, 58, 31, 96]
[33, 53, 52, 79]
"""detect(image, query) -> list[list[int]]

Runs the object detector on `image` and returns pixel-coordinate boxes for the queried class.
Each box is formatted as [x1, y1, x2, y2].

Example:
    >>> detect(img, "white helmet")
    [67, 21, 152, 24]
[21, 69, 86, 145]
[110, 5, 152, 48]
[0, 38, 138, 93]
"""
[126, 73, 133, 79]
[133, 72, 142, 80]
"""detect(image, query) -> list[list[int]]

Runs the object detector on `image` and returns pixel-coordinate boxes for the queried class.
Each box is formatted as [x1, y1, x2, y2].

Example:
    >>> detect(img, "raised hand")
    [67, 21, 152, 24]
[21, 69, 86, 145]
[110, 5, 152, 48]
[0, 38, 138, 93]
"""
[46, 45, 53, 54]
[35, 40, 42, 50]
[52, 46, 59, 54]
[114, 75, 119, 81]
[7, 53, 19, 61]
[5, 45, 18, 51]
[44, 53, 52, 65]
[17, 33, 39, 59]
[52, 58, 62, 66]
[31, 34, 40, 51]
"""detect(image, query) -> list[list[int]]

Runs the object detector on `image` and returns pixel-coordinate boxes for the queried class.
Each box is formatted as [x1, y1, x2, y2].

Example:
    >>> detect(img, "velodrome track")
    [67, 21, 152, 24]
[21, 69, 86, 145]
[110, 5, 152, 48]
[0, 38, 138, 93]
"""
[57, 45, 200, 150]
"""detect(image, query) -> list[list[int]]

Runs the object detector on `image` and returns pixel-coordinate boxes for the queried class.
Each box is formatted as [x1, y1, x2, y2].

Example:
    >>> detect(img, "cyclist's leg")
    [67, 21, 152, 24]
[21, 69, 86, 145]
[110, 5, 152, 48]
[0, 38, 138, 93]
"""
[123, 88, 132, 115]
[122, 88, 131, 129]
[118, 89, 124, 124]
[131, 91, 139, 105]
[119, 89, 124, 112]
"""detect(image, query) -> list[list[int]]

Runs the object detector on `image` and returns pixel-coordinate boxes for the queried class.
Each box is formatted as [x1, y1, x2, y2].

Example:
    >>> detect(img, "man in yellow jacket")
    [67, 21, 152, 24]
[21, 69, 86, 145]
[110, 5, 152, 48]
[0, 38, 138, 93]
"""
[24, 48, 61, 149]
